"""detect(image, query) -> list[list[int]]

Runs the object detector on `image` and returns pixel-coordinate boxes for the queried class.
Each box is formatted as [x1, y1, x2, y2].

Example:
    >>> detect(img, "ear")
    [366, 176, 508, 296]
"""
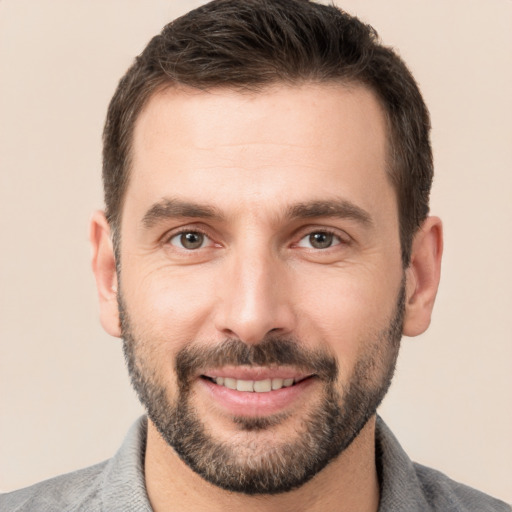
[89, 211, 121, 338]
[402, 216, 443, 337]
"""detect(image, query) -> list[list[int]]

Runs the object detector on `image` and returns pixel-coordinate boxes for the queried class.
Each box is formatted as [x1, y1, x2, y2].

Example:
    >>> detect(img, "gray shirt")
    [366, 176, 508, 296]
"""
[1, 416, 510, 511]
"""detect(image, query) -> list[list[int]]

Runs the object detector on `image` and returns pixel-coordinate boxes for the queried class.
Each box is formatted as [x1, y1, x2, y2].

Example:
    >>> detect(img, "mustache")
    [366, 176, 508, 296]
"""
[175, 337, 339, 385]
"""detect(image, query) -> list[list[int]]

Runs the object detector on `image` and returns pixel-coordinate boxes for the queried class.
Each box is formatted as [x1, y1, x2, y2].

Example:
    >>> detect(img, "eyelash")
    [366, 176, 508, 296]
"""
[295, 229, 347, 250]
[165, 228, 215, 250]
[163, 226, 350, 253]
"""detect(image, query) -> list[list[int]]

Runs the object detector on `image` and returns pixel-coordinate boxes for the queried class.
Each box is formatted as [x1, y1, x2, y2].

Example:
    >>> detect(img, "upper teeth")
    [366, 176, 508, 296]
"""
[213, 377, 295, 392]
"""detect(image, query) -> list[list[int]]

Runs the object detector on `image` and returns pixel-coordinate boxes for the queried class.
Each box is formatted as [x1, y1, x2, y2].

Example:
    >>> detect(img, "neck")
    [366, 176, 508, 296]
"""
[144, 417, 380, 512]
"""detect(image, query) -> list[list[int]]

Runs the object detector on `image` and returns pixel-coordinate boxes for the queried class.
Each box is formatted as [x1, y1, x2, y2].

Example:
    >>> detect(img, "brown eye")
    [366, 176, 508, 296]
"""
[297, 231, 341, 249]
[169, 231, 207, 250]
[309, 232, 333, 249]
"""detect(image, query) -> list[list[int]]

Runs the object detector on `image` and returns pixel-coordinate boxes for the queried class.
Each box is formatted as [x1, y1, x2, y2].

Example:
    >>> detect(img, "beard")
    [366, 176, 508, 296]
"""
[119, 283, 404, 495]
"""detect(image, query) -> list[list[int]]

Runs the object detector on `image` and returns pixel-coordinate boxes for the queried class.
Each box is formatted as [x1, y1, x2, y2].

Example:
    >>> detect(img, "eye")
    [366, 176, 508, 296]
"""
[168, 231, 210, 250]
[297, 231, 342, 249]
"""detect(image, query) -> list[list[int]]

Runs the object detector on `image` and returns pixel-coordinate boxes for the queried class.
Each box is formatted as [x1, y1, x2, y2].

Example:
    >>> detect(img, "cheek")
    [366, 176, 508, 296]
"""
[122, 265, 218, 351]
[295, 267, 399, 364]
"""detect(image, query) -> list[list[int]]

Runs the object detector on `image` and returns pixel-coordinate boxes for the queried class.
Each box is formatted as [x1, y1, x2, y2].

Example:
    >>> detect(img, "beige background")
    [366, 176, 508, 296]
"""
[1, 0, 511, 503]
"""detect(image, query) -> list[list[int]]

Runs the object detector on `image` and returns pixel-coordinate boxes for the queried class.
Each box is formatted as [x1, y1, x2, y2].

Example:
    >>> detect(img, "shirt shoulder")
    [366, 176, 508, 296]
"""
[376, 416, 511, 512]
[413, 462, 511, 512]
[0, 417, 151, 512]
[0, 460, 109, 512]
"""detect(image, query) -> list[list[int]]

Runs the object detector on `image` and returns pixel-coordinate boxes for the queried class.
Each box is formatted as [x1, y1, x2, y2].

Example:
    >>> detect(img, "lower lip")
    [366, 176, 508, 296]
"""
[198, 377, 316, 417]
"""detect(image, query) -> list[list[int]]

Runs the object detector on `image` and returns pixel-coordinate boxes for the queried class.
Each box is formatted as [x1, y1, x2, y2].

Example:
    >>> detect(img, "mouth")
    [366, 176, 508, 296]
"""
[200, 375, 312, 392]
[197, 368, 317, 418]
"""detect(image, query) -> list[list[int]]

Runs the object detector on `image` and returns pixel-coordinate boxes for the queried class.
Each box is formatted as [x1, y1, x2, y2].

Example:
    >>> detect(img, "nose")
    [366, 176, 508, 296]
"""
[214, 247, 296, 344]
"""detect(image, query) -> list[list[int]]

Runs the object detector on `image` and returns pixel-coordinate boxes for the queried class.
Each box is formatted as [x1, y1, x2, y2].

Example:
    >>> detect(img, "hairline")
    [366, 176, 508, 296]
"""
[110, 77, 403, 255]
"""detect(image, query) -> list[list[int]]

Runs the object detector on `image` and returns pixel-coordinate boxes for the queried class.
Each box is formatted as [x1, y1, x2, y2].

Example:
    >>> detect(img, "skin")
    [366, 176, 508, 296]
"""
[90, 83, 442, 512]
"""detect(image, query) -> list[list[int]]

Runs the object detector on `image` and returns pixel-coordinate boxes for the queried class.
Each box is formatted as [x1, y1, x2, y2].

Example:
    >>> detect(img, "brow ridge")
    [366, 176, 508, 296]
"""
[141, 197, 372, 229]
[142, 198, 223, 228]
[286, 199, 372, 225]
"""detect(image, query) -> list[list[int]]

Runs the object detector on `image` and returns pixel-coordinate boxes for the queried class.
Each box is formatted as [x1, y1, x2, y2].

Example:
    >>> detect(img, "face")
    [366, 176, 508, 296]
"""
[116, 84, 406, 494]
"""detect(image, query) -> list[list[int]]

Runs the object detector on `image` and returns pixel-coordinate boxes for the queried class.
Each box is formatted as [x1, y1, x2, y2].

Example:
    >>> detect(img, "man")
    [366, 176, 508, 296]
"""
[1, 1, 509, 511]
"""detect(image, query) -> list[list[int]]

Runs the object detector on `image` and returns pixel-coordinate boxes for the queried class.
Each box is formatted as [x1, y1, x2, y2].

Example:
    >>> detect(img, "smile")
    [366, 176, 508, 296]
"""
[202, 376, 300, 392]
[197, 370, 317, 417]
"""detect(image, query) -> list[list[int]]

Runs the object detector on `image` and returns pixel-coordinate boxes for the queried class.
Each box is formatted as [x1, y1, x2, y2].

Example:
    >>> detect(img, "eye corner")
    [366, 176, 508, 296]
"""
[295, 229, 350, 250]
[164, 228, 216, 251]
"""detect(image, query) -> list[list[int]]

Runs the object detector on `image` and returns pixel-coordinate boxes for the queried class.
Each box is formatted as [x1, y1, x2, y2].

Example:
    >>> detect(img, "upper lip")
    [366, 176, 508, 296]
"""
[200, 366, 314, 381]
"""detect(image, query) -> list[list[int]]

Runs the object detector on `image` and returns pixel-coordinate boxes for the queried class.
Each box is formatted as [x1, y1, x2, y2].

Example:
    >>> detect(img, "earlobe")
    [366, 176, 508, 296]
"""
[402, 216, 443, 337]
[89, 211, 121, 338]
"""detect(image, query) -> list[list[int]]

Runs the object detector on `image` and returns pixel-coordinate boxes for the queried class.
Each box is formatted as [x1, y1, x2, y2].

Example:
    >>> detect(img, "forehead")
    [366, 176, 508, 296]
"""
[126, 83, 394, 224]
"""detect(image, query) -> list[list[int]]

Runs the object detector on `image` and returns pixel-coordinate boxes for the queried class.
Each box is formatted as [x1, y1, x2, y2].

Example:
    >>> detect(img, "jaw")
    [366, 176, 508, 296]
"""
[144, 410, 380, 512]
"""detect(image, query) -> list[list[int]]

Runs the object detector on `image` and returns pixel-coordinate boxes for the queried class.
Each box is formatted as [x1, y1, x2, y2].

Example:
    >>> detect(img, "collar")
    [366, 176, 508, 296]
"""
[97, 415, 459, 511]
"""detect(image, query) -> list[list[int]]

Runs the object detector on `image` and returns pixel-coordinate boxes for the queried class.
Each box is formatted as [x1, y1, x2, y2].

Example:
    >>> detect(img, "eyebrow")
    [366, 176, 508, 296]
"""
[142, 198, 224, 228]
[286, 199, 373, 226]
[141, 197, 372, 229]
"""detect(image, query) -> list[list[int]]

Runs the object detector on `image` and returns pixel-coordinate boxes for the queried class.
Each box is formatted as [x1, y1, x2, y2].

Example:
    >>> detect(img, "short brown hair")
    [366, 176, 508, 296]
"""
[103, 0, 432, 265]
